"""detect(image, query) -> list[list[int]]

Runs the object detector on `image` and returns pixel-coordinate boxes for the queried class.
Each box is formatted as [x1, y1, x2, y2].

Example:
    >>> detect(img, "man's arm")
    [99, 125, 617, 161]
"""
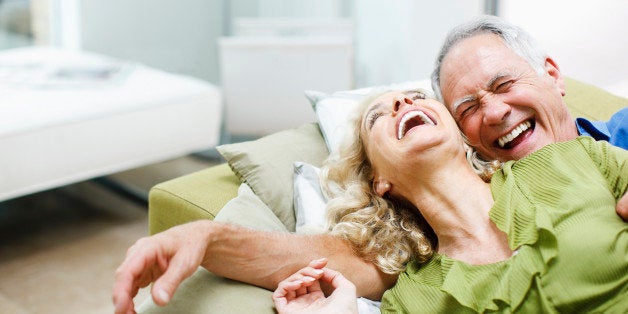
[113, 220, 396, 314]
[200, 221, 396, 299]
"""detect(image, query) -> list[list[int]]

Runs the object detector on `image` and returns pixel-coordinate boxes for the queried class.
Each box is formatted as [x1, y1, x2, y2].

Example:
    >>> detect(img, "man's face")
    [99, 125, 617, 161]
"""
[439, 33, 577, 161]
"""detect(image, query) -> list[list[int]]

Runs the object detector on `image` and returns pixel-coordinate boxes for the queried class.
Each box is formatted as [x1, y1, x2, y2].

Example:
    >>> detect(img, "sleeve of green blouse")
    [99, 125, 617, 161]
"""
[380, 279, 472, 313]
[585, 138, 628, 200]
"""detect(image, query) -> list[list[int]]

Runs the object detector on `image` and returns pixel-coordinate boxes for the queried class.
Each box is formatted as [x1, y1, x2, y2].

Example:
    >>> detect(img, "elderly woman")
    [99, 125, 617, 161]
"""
[273, 90, 627, 313]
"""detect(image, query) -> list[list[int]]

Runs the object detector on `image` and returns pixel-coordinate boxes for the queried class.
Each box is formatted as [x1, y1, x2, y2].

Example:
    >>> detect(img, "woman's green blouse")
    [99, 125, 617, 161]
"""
[381, 137, 628, 313]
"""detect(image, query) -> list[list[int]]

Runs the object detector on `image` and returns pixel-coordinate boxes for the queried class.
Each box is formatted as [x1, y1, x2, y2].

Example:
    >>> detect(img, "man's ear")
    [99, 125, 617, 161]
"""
[544, 57, 566, 96]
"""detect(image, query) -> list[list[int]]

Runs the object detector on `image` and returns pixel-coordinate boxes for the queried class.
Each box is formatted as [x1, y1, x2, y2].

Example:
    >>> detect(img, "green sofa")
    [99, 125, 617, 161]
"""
[138, 78, 627, 313]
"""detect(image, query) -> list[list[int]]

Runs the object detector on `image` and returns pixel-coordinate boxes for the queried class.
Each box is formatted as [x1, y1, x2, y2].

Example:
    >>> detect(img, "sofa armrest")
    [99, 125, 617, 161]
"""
[141, 167, 281, 314]
[148, 163, 240, 235]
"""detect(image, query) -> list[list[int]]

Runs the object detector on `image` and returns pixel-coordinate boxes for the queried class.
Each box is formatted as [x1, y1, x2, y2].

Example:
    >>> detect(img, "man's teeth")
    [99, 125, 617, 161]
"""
[397, 111, 435, 140]
[498, 121, 532, 148]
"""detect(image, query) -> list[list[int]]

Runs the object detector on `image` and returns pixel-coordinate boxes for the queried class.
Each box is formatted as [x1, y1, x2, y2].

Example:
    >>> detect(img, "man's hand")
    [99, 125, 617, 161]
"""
[112, 220, 214, 314]
[112, 219, 396, 314]
[273, 258, 358, 314]
[617, 193, 628, 221]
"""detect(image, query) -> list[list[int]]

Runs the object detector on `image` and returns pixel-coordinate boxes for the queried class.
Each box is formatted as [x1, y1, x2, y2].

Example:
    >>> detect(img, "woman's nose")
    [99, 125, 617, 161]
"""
[392, 97, 414, 114]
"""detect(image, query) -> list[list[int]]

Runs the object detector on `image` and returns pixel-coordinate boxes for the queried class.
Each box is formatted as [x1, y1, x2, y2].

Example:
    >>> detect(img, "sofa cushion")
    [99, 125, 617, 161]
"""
[137, 268, 275, 313]
[215, 183, 288, 232]
[563, 77, 628, 120]
[217, 123, 329, 231]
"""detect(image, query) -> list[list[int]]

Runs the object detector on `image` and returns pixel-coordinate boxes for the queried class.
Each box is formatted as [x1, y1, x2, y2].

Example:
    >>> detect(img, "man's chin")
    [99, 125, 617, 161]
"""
[493, 144, 544, 161]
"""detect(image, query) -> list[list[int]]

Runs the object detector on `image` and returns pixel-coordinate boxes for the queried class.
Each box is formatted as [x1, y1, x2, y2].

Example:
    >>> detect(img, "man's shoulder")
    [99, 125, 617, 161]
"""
[576, 107, 628, 148]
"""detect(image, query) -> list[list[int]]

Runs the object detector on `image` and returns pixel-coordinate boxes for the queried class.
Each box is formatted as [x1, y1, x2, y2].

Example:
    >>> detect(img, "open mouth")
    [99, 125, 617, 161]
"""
[496, 120, 534, 149]
[397, 110, 436, 140]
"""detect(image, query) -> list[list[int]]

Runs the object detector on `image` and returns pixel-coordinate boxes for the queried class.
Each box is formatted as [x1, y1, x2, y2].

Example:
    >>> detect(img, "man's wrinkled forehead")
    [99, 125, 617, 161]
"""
[440, 34, 510, 102]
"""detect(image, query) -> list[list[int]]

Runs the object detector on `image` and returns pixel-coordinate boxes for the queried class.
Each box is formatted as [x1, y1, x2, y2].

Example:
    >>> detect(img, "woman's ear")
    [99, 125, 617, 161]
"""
[373, 180, 392, 197]
[544, 56, 566, 96]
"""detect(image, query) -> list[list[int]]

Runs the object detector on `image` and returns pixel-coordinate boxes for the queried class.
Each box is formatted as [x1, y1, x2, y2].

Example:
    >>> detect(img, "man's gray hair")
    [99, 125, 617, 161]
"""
[431, 15, 547, 102]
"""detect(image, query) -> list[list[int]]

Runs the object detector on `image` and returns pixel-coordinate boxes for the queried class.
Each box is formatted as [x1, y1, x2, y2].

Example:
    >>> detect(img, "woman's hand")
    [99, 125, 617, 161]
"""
[112, 220, 214, 314]
[273, 258, 358, 314]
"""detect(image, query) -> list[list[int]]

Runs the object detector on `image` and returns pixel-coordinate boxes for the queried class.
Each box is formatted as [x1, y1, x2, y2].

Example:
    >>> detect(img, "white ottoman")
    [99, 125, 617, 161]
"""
[0, 47, 222, 201]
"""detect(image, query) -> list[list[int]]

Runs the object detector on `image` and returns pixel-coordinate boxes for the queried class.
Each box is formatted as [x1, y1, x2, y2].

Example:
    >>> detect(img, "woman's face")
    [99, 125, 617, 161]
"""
[360, 90, 463, 194]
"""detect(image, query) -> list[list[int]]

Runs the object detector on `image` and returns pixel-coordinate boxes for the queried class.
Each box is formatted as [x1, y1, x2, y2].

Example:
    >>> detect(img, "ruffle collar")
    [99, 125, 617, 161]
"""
[432, 163, 559, 312]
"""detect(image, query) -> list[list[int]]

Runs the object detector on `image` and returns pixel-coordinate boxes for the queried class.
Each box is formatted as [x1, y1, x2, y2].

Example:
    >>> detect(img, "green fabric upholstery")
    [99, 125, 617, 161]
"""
[137, 268, 275, 313]
[148, 163, 240, 235]
[564, 77, 628, 120]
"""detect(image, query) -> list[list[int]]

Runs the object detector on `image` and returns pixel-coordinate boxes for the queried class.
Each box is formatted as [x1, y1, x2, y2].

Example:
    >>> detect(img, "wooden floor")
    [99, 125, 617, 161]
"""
[0, 155, 219, 314]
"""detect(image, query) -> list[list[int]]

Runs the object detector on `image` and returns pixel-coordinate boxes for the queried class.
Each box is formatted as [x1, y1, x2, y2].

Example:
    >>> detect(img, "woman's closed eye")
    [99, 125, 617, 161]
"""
[368, 112, 383, 129]
[407, 91, 426, 101]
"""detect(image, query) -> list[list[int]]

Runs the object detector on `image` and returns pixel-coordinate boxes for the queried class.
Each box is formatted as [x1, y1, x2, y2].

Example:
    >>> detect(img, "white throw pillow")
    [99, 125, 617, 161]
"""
[304, 80, 433, 154]
[292, 161, 327, 234]
[292, 161, 383, 312]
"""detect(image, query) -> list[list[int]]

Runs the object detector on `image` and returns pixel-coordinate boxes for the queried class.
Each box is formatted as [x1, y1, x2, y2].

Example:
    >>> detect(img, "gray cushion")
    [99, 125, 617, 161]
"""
[217, 123, 329, 231]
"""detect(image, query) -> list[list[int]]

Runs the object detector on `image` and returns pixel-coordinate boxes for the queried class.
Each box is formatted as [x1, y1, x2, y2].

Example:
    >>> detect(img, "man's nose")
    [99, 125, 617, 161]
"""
[392, 97, 414, 115]
[482, 98, 511, 125]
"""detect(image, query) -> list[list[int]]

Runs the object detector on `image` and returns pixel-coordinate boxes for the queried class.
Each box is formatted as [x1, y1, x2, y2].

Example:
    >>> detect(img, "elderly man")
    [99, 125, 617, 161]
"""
[432, 15, 627, 160]
[431, 15, 628, 218]
[112, 16, 627, 314]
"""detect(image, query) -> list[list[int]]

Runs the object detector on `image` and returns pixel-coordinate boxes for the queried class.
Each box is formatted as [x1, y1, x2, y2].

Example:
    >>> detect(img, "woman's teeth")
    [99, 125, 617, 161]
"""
[397, 110, 435, 140]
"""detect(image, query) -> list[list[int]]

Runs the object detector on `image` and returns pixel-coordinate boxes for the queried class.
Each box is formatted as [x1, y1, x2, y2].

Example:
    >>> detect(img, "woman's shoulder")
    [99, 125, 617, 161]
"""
[382, 258, 465, 312]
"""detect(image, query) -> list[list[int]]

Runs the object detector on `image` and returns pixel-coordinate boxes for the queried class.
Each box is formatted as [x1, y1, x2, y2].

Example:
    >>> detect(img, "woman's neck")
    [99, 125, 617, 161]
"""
[407, 157, 512, 264]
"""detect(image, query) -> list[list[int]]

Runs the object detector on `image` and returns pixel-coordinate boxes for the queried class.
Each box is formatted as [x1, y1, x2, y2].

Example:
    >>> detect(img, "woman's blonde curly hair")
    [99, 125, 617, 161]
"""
[320, 90, 434, 275]
[320, 89, 500, 275]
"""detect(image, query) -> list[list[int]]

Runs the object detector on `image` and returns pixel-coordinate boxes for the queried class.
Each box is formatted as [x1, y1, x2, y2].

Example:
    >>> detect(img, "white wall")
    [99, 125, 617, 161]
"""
[46, 0, 80, 49]
[353, 0, 628, 90]
[499, 0, 628, 89]
[353, 0, 485, 87]
[74, 0, 225, 84]
[46, 0, 628, 92]
[68, 0, 349, 84]
[48, 0, 485, 88]
[227, 0, 351, 33]
[257, 0, 343, 18]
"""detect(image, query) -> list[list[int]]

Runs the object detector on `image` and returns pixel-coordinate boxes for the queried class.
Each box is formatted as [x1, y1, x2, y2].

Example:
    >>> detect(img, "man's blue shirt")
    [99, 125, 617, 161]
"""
[576, 107, 628, 150]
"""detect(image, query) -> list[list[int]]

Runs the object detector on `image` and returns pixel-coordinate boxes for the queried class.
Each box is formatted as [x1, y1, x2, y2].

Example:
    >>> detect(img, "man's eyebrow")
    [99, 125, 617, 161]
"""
[486, 73, 509, 90]
[451, 73, 510, 113]
[451, 95, 476, 113]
